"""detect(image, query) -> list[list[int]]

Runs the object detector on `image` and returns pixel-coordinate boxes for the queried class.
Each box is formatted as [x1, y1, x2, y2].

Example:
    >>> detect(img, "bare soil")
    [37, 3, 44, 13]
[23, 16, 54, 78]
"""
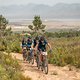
[12, 53, 80, 80]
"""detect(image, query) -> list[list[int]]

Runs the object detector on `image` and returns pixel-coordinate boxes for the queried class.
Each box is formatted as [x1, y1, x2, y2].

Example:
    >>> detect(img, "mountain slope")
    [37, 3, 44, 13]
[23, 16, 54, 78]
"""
[0, 3, 80, 20]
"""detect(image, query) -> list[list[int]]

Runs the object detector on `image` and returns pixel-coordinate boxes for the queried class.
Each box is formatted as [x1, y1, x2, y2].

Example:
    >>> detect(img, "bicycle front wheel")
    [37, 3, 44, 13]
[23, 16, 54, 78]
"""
[43, 56, 48, 74]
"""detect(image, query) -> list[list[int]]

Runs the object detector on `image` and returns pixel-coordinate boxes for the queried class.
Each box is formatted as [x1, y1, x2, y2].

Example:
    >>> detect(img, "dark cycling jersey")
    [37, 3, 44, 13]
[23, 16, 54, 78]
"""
[33, 36, 40, 48]
[38, 40, 48, 52]
[22, 39, 26, 48]
[33, 39, 38, 48]
[26, 39, 33, 48]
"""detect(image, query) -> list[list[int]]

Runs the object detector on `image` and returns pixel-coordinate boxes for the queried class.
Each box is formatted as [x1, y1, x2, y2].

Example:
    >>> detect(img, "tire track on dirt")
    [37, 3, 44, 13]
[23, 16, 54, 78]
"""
[12, 53, 80, 80]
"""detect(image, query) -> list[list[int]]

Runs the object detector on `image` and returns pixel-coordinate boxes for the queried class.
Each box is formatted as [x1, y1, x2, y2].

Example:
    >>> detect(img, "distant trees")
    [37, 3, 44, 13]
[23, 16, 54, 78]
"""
[0, 15, 12, 37]
[45, 30, 80, 38]
[0, 15, 8, 30]
[28, 16, 46, 36]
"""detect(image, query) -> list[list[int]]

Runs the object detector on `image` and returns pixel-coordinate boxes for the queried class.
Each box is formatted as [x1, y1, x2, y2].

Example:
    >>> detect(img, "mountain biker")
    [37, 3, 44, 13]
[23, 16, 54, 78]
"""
[22, 45, 27, 61]
[26, 36, 34, 60]
[33, 36, 40, 50]
[33, 36, 40, 61]
[26, 36, 33, 48]
[22, 37, 26, 49]
[37, 36, 52, 64]
[21, 37, 27, 61]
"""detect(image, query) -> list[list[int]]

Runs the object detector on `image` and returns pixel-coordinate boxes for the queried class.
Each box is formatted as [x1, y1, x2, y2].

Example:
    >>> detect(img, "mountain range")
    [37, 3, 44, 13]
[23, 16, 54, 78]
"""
[0, 3, 80, 20]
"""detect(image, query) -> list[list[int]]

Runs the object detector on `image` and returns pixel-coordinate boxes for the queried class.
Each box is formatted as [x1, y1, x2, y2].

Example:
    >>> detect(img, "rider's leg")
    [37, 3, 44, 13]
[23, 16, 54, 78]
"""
[38, 51, 43, 65]
[34, 50, 36, 57]
[26, 49, 29, 61]
[30, 48, 33, 57]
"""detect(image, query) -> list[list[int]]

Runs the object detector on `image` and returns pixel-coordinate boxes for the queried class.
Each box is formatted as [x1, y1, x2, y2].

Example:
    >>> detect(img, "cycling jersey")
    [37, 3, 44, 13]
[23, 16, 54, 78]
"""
[26, 39, 33, 48]
[22, 40, 26, 48]
[33, 39, 37, 47]
[33, 36, 40, 48]
[38, 40, 48, 52]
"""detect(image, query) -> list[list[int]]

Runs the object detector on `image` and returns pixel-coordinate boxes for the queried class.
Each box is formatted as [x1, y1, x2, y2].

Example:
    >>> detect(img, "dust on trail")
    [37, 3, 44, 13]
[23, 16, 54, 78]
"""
[12, 53, 80, 80]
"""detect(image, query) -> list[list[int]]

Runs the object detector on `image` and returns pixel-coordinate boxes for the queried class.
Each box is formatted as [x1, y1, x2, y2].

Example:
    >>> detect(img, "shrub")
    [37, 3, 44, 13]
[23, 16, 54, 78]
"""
[0, 52, 31, 80]
[0, 33, 21, 53]
[48, 36, 80, 68]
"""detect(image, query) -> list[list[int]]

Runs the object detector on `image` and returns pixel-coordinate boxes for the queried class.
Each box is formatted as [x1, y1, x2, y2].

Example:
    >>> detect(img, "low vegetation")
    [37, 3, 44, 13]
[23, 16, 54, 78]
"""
[0, 52, 31, 80]
[45, 30, 80, 38]
[48, 36, 80, 68]
[0, 33, 21, 53]
[0, 15, 31, 80]
[0, 15, 21, 53]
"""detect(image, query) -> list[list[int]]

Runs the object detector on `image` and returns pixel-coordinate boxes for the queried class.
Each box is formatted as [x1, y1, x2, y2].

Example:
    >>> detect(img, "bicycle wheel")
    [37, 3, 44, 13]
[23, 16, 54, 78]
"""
[31, 53, 34, 64]
[23, 49, 27, 61]
[27, 51, 31, 63]
[35, 53, 38, 67]
[37, 55, 40, 69]
[43, 56, 48, 74]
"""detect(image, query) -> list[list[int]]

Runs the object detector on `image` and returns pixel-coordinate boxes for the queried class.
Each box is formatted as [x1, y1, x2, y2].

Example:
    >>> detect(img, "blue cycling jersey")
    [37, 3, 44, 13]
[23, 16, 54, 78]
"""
[22, 40, 26, 48]
[26, 39, 33, 48]
[38, 40, 48, 51]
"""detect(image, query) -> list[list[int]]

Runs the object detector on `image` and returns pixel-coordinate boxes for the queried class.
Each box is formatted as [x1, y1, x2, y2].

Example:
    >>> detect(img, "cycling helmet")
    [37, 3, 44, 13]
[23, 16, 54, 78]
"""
[35, 36, 39, 40]
[28, 36, 32, 39]
[40, 36, 45, 41]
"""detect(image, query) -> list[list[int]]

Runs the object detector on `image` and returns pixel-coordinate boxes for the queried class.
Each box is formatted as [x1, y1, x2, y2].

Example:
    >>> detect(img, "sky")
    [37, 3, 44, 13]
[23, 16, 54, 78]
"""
[0, 0, 80, 6]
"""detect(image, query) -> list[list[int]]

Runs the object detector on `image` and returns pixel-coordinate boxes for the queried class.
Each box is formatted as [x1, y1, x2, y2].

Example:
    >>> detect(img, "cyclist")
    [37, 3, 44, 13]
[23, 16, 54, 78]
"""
[22, 45, 27, 61]
[37, 36, 52, 65]
[26, 36, 33, 48]
[33, 36, 40, 55]
[21, 37, 27, 61]
[22, 37, 26, 49]
[26, 36, 34, 61]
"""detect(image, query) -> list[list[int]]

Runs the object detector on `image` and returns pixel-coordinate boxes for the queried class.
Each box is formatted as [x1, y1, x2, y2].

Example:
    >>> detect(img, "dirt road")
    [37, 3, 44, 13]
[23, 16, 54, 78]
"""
[12, 53, 80, 80]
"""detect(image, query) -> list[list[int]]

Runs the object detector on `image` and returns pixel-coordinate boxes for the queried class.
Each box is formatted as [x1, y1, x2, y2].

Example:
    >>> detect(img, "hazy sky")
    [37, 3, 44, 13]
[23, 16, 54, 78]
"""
[0, 0, 80, 6]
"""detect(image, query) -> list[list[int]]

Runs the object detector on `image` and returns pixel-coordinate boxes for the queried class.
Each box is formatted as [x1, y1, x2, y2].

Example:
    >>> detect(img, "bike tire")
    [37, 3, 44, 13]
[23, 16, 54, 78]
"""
[37, 56, 40, 69]
[43, 57, 48, 74]
[31, 54, 34, 65]
[44, 63, 48, 74]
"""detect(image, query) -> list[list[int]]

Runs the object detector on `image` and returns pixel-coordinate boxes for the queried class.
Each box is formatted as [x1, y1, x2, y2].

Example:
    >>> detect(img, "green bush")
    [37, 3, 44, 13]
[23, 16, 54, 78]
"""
[10, 40, 21, 53]
[0, 52, 31, 80]
[0, 33, 21, 53]
[48, 36, 80, 68]
[45, 30, 80, 38]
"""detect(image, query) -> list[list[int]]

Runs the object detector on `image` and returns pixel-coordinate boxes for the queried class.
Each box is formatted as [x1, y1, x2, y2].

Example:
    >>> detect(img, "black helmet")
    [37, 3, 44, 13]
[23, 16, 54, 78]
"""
[40, 36, 45, 41]
[35, 36, 39, 40]
[28, 36, 32, 39]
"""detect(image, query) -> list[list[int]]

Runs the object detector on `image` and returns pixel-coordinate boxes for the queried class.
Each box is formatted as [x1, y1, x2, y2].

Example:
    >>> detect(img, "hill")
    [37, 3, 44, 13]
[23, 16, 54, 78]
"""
[0, 3, 80, 20]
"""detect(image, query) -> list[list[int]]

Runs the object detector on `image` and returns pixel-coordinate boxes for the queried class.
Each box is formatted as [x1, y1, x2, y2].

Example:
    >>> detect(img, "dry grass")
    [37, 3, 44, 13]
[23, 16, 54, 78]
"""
[48, 36, 80, 68]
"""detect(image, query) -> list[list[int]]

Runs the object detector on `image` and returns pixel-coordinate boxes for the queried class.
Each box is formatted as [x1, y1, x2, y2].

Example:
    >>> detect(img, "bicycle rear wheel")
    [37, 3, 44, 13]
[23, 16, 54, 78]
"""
[23, 49, 27, 61]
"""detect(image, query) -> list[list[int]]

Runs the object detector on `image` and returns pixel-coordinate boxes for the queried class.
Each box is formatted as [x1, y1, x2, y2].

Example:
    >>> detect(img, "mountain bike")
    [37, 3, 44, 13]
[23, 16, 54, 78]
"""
[22, 47, 27, 61]
[35, 50, 40, 68]
[27, 48, 34, 64]
[37, 51, 48, 74]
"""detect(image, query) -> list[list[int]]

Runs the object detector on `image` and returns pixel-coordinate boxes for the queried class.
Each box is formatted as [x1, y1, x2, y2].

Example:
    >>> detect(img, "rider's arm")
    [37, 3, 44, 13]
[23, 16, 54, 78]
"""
[31, 43, 34, 49]
[45, 40, 52, 49]
[34, 41, 39, 50]
[47, 43, 52, 49]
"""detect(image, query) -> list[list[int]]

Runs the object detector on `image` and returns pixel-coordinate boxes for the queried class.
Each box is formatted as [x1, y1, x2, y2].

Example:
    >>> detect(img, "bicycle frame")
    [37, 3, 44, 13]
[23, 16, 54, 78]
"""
[37, 51, 48, 74]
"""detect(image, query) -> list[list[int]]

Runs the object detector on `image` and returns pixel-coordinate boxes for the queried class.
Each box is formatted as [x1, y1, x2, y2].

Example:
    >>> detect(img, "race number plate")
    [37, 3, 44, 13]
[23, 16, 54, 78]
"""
[42, 52, 47, 55]
[23, 47, 26, 49]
